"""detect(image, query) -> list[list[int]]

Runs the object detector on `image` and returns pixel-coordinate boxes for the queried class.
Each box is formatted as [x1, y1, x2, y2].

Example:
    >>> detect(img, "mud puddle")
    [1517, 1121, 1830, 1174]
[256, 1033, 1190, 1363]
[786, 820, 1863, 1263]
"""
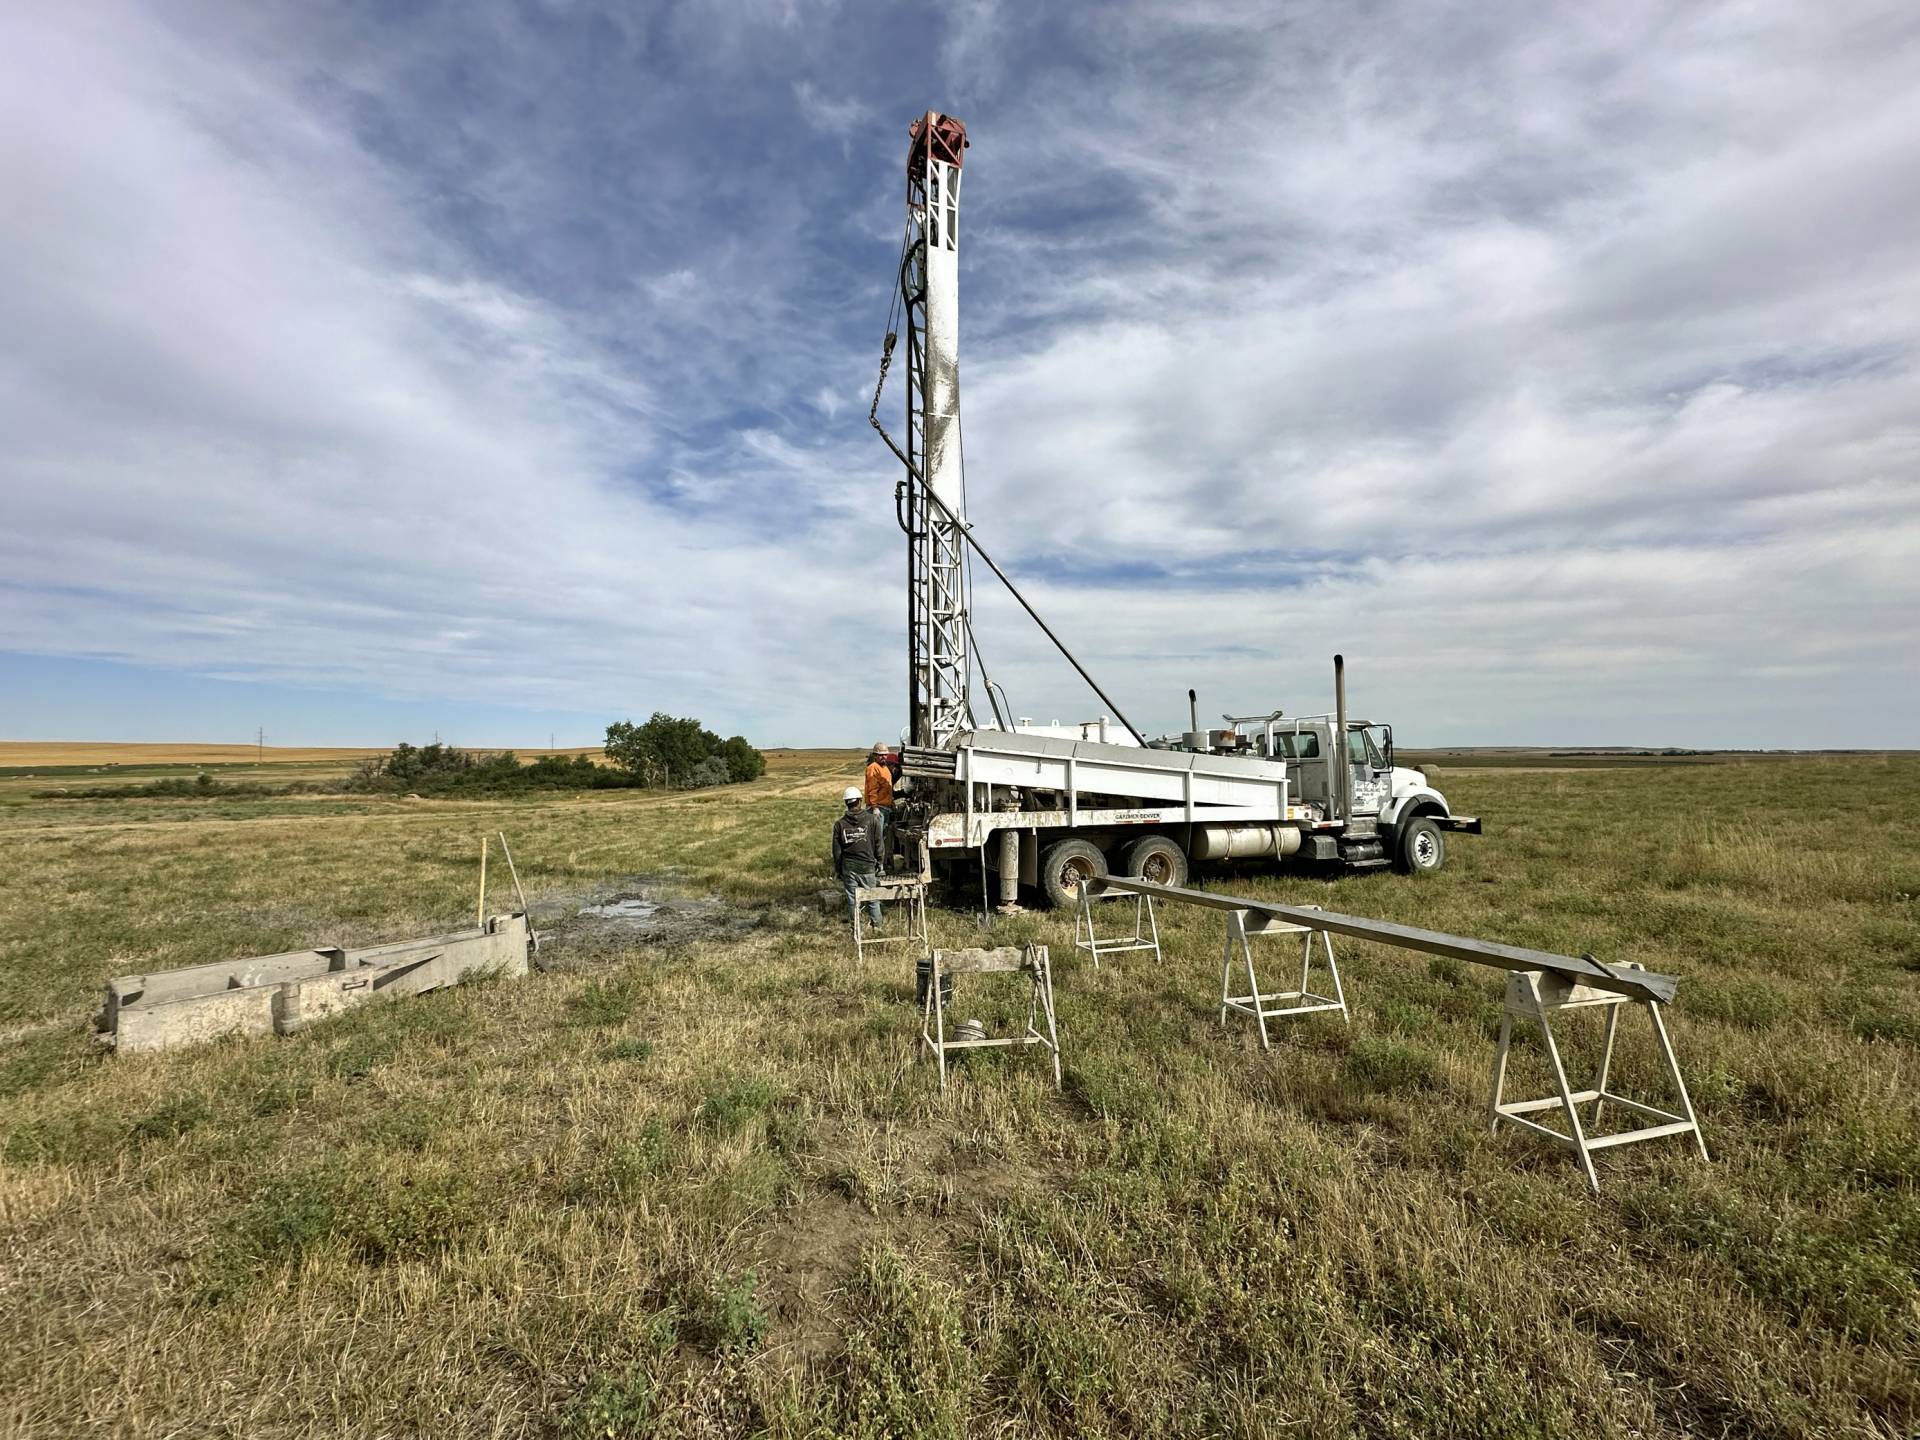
[533, 872, 763, 968]
[578, 898, 661, 920]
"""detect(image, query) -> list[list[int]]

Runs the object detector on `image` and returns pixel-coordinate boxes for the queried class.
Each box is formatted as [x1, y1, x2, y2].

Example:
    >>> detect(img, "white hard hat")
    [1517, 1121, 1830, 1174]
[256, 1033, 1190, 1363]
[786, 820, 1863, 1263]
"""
[842, 786, 861, 803]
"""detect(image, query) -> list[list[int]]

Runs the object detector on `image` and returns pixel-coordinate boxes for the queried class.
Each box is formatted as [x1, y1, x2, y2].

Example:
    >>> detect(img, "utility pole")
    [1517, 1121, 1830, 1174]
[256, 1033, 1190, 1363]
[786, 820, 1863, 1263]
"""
[256, 725, 264, 760]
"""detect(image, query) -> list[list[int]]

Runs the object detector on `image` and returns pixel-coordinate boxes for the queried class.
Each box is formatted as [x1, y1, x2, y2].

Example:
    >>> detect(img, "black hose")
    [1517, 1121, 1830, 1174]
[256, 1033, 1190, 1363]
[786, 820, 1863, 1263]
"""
[868, 249, 1142, 746]
[875, 444, 1147, 747]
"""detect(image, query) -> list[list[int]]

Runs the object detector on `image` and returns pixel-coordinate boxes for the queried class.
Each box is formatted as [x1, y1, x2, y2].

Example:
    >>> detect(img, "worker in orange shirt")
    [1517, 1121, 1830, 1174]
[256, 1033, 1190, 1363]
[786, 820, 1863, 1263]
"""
[864, 742, 895, 868]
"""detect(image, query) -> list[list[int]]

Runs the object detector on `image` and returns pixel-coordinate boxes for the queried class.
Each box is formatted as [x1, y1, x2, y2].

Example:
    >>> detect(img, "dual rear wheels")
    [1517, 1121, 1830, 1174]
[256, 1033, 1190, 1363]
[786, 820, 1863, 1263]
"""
[1035, 834, 1189, 909]
[1019, 820, 1443, 906]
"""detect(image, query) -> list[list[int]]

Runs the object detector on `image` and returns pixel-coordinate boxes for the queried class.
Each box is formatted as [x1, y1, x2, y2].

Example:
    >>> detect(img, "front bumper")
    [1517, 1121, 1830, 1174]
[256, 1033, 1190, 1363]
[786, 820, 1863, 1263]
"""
[1437, 815, 1483, 835]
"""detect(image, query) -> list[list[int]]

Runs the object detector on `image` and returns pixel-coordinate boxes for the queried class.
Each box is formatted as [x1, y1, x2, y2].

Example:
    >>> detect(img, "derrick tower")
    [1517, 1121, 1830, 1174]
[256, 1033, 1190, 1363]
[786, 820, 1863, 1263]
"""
[900, 111, 971, 749]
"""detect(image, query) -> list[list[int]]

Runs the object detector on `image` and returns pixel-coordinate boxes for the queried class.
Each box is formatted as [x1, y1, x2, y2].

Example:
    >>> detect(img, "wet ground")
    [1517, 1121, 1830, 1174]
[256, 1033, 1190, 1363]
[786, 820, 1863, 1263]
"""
[531, 872, 766, 968]
[578, 898, 662, 921]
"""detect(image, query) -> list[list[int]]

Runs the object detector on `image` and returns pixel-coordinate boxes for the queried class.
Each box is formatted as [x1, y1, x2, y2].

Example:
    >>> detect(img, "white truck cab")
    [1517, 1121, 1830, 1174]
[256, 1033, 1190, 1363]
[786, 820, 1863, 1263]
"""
[1237, 714, 1478, 874]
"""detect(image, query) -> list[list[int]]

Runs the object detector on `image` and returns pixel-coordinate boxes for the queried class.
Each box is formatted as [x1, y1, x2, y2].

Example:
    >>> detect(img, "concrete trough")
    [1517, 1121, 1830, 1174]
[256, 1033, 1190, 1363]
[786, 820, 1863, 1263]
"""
[98, 913, 532, 1054]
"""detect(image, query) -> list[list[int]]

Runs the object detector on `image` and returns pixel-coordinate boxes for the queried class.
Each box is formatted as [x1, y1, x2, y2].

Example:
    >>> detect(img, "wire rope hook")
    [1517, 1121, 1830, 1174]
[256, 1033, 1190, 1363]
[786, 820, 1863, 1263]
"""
[869, 330, 898, 429]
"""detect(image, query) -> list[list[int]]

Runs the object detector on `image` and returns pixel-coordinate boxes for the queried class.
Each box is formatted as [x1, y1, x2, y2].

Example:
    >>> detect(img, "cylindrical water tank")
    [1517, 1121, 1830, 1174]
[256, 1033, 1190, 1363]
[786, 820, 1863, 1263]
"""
[1188, 824, 1304, 861]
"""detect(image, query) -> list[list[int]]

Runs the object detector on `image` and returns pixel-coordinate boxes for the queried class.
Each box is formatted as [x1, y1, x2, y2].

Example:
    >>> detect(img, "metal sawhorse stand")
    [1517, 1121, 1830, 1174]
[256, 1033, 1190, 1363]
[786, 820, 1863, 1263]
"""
[920, 944, 1061, 1091]
[852, 877, 930, 961]
[1074, 884, 1162, 968]
[1489, 965, 1709, 1192]
[850, 839, 932, 962]
[1218, 905, 1348, 1048]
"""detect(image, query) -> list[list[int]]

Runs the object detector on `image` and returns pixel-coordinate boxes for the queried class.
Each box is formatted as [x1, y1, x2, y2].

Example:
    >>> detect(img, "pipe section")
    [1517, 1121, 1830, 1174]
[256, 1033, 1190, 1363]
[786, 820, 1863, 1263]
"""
[1182, 688, 1209, 752]
[1333, 653, 1349, 824]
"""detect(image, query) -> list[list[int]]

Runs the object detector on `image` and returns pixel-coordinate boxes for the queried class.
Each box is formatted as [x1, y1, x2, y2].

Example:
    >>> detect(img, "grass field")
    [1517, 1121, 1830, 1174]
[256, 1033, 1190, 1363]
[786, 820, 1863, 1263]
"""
[0, 741, 398, 769]
[1, 751, 1916, 1437]
[0, 741, 617, 793]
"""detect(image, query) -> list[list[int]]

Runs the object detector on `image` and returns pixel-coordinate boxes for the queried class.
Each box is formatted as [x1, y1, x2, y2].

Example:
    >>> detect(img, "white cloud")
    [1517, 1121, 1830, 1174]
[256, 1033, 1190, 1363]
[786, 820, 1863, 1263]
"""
[794, 80, 869, 139]
[0, 0, 1915, 747]
[0, 1, 892, 743]
[928, 0, 1920, 744]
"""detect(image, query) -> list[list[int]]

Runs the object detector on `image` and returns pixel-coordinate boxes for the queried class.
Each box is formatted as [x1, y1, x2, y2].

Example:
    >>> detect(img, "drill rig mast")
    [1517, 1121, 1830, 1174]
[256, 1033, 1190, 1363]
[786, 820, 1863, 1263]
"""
[900, 112, 972, 749]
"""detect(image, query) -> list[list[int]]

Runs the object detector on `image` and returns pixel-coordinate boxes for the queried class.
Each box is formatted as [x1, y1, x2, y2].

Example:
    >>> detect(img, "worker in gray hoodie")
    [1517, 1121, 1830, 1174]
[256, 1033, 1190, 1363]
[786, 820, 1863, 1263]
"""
[832, 786, 885, 930]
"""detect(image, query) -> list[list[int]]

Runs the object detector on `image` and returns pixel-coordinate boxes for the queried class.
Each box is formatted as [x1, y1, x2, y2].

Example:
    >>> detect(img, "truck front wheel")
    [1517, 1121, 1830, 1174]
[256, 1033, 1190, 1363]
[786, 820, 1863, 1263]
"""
[1118, 834, 1188, 889]
[1038, 837, 1108, 909]
[1395, 816, 1445, 874]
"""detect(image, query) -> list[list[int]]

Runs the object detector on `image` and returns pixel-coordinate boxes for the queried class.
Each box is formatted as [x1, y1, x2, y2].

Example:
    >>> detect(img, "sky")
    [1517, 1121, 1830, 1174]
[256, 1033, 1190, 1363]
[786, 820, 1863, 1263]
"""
[1, 1, 1917, 750]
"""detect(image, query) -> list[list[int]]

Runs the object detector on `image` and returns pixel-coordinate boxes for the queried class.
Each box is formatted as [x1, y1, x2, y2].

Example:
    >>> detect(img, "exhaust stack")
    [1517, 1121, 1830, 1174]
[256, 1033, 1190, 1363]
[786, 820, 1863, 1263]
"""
[1333, 654, 1349, 824]
[1184, 688, 1209, 752]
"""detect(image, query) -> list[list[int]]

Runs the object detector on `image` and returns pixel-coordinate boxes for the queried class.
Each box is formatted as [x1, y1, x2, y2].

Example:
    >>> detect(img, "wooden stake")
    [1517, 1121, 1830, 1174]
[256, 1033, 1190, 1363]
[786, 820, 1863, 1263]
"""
[477, 836, 489, 930]
[497, 831, 538, 952]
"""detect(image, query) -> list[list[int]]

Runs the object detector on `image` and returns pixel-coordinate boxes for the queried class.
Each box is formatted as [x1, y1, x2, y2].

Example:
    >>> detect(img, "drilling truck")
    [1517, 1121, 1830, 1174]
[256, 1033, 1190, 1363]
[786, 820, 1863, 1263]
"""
[870, 112, 1480, 908]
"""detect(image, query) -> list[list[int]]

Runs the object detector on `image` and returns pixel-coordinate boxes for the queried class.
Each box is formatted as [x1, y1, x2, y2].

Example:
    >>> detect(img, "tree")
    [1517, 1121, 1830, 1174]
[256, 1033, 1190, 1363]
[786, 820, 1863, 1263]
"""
[603, 715, 763, 787]
[601, 720, 644, 776]
[382, 741, 474, 785]
[719, 735, 765, 783]
[342, 741, 646, 795]
[683, 756, 731, 788]
[604, 713, 721, 783]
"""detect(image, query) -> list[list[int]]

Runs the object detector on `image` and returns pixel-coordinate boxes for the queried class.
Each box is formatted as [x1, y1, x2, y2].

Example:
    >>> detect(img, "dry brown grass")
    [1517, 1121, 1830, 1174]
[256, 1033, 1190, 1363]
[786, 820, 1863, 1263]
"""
[0, 741, 397, 767]
[0, 754, 1915, 1437]
[0, 742, 838, 769]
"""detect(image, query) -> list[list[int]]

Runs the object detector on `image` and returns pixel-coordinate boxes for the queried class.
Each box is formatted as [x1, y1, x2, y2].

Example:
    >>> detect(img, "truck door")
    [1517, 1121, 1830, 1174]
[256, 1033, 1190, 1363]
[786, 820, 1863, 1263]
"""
[1347, 726, 1391, 816]
[1277, 727, 1328, 813]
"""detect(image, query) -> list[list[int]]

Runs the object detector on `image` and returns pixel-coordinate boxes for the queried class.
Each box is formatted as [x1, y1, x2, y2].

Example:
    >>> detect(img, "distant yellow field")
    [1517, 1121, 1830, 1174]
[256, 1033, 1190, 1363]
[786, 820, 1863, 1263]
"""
[0, 742, 602, 767]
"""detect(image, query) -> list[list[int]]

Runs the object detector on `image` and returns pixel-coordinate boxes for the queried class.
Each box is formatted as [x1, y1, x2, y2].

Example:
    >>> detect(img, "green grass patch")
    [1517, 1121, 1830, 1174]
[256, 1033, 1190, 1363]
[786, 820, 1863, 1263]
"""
[128, 1093, 209, 1144]
[569, 977, 641, 1027]
[599, 1122, 675, 1200]
[1688, 977, 1791, 1030]
[335, 1168, 483, 1263]
[696, 1075, 780, 1134]
[683, 1270, 768, 1355]
[1344, 1035, 1438, 1093]
[0, 1029, 94, 1100]
[563, 1371, 657, 1438]
[829, 1249, 980, 1438]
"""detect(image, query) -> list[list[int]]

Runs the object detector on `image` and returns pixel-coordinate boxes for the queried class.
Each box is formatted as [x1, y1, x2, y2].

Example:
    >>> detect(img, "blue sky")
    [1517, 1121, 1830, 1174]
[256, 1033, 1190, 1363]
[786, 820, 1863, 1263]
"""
[2, 1, 1917, 749]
